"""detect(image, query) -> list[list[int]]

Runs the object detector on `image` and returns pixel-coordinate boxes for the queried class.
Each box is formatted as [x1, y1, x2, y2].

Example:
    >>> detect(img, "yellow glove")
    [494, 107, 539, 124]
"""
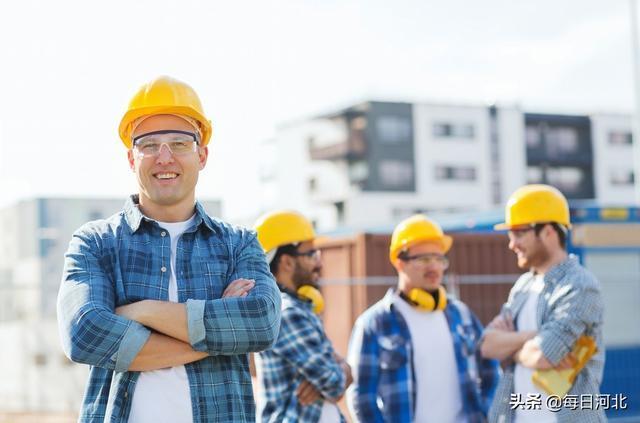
[532, 335, 597, 397]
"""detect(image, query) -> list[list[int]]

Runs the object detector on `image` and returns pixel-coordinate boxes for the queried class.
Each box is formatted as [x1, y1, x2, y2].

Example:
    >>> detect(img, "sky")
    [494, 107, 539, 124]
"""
[0, 0, 636, 222]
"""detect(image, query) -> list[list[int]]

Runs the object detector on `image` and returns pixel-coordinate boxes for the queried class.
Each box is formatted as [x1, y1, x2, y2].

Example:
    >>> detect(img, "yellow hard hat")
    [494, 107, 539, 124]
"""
[494, 184, 570, 230]
[389, 214, 452, 264]
[254, 210, 316, 253]
[118, 76, 213, 149]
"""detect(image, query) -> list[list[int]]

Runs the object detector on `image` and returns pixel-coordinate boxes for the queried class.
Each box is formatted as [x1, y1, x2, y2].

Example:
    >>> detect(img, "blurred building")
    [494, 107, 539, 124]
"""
[260, 101, 636, 230]
[0, 196, 221, 414]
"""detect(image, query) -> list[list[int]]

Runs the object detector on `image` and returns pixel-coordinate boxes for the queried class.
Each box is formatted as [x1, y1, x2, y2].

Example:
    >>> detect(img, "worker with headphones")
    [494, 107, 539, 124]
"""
[346, 214, 500, 423]
[254, 210, 353, 423]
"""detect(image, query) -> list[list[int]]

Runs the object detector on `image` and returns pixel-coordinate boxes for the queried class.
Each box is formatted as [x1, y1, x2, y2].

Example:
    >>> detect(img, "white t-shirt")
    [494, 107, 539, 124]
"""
[514, 274, 556, 423]
[129, 216, 196, 423]
[318, 401, 341, 423]
[393, 293, 466, 423]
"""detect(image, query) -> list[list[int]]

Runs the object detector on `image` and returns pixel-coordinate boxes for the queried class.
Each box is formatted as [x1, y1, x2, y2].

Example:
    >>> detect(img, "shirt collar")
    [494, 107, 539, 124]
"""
[383, 288, 397, 312]
[280, 288, 314, 310]
[123, 194, 216, 234]
[544, 254, 579, 285]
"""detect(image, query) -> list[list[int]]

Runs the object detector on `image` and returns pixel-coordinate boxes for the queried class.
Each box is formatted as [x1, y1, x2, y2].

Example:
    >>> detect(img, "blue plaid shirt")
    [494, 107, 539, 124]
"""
[346, 289, 500, 423]
[57, 195, 281, 422]
[487, 256, 606, 423]
[256, 291, 346, 423]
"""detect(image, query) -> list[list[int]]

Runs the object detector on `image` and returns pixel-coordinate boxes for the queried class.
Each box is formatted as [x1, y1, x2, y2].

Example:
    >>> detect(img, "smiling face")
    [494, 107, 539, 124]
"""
[395, 241, 447, 293]
[507, 225, 551, 270]
[127, 114, 208, 221]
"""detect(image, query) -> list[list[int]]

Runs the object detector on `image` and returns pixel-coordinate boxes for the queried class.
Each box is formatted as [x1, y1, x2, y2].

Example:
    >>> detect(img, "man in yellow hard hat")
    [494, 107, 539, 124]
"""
[57, 76, 281, 423]
[253, 210, 352, 422]
[481, 184, 605, 422]
[346, 214, 499, 423]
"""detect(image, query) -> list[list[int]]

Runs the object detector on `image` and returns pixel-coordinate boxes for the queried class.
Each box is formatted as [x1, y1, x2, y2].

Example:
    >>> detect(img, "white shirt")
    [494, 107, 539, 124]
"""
[514, 274, 556, 423]
[318, 401, 341, 423]
[393, 293, 466, 423]
[129, 216, 196, 423]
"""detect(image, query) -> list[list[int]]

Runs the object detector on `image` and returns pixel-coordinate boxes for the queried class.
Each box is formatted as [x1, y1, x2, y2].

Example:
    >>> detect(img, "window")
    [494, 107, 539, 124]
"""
[433, 122, 475, 139]
[349, 161, 369, 183]
[610, 169, 635, 186]
[434, 165, 477, 181]
[334, 201, 345, 224]
[379, 160, 414, 188]
[377, 116, 411, 144]
[546, 167, 584, 192]
[608, 131, 633, 146]
[308, 177, 317, 192]
[526, 126, 541, 148]
[546, 127, 579, 155]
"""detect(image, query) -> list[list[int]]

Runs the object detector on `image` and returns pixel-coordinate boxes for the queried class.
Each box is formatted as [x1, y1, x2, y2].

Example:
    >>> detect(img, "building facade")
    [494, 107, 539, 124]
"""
[261, 101, 636, 231]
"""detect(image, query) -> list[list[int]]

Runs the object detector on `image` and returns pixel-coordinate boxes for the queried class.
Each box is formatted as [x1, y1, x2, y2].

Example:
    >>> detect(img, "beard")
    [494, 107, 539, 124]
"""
[516, 242, 550, 270]
[292, 263, 322, 289]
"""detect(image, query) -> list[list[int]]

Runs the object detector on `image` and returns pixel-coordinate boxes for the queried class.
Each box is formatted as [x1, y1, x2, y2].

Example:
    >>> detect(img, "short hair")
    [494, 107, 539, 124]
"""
[533, 222, 567, 250]
[269, 243, 299, 275]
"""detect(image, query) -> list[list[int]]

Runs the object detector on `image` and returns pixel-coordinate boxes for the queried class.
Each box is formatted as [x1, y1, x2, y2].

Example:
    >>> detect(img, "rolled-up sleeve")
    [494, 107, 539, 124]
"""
[536, 283, 603, 365]
[57, 229, 151, 372]
[186, 231, 281, 354]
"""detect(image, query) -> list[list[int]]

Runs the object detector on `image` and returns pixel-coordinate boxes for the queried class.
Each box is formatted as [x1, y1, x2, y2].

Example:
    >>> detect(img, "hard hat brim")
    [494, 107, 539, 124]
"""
[390, 234, 453, 264]
[119, 105, 212, 149]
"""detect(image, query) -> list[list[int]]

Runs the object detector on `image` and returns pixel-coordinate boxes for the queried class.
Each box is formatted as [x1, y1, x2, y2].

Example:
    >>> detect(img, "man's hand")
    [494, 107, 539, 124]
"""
[487, 314, 515, 332]
[514, 338, 576, 370]
[296, 380, 322, 406]
[481, 313, 535, 361]
[115, 278, 256, 343]
[222, 278, 255, 298]
[555, 352, 577, 370]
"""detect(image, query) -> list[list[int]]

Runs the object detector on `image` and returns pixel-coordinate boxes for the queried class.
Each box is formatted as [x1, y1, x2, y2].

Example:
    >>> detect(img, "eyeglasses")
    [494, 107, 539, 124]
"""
[132, 130, 200, 159]
[290, 248, 321, 260]
[401, 253, 449, 269]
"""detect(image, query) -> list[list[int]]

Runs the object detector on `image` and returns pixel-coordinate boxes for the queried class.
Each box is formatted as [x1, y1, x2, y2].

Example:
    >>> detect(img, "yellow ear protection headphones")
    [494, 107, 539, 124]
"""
[399, 286, 447, 312]
[278, 284, 325, 314]
[297, 285, 325, 314]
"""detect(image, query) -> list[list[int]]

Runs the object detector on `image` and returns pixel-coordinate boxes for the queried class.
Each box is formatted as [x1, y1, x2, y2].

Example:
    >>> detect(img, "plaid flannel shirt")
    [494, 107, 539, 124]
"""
[487, 255, 606, 423]
[346, 289, 500, 423]
[256, 291, 346, 423]
[57, 195, 281, 422]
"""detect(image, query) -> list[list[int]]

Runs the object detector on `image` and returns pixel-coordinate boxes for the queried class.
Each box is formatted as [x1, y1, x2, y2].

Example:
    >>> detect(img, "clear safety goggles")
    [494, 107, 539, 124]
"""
[401, 253, 449, 269]
[132, 130, 200, 159]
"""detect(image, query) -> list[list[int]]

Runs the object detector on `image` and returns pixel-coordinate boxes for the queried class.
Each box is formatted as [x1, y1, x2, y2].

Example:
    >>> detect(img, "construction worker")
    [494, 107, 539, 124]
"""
[57, 76, 281, 422]
[346, 214, 500, 423]
[253, 210, 353, 422]
[481, 184, 605, 422]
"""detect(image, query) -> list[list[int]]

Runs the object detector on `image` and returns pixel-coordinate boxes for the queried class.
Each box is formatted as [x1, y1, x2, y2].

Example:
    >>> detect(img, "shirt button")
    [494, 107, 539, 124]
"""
[161, 266, 167, 273]
[161, 231, 167, 237]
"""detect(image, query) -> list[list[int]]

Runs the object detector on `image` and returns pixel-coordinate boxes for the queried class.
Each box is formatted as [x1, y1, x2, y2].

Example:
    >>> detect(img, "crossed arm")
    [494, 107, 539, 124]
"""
[481, 314, 576, 370]
[58, 229, 280, 373]
[118, 279, 255, 371]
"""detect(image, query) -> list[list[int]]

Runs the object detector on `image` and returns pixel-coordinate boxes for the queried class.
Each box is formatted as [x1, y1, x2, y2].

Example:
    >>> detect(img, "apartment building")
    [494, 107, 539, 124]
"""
[261, 101, 636, 231]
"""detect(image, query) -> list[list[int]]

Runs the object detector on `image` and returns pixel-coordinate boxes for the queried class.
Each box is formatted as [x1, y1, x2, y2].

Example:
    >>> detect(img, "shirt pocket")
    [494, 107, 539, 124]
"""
[195, 259, 227, 300]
